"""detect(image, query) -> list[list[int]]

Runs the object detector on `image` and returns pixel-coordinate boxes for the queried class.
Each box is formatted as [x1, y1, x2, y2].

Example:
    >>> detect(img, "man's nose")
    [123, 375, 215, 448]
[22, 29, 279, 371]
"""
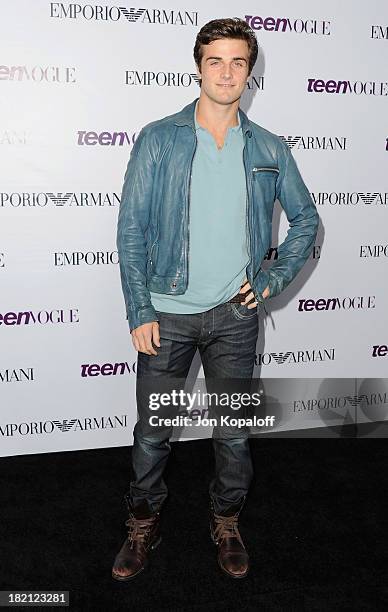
[220, 64, 232, 79]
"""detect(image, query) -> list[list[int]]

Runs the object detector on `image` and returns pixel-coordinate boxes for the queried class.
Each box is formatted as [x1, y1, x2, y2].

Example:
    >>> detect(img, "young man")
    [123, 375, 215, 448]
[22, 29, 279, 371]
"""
[112, 18, 319, 581]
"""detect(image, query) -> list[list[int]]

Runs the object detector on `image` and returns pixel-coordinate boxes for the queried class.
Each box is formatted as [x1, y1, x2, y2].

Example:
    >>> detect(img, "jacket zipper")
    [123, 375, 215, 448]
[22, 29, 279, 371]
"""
[252, 166, 279, 173]
[242, 144, 251, 269]
[244, 143, 266, 305]
[149, 236, 158, 266]
[185, 133, 198, 289]
[243, 141, 256, 299]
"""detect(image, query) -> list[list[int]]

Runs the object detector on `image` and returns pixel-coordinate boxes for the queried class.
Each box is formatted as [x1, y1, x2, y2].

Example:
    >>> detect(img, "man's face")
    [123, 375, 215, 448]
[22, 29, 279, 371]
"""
[196, 37, 250, 106]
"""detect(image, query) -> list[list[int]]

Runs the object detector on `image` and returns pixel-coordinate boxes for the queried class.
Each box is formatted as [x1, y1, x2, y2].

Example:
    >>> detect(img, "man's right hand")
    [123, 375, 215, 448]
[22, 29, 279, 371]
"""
[131, 321, 160, 355]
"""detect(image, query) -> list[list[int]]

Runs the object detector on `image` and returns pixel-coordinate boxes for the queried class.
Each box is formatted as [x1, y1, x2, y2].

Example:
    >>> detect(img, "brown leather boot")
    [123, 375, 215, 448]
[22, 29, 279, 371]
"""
[210, 501, 249, 579]
[112, 499, 161, 582]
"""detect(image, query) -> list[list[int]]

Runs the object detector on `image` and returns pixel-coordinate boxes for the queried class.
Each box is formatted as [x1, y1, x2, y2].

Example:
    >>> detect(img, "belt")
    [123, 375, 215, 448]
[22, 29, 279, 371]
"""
[228, 290, 252, 304]
[228, 289, 269, 316]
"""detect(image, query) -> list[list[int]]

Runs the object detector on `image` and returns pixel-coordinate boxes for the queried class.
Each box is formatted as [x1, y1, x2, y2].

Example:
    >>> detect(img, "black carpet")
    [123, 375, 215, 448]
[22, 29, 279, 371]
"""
[1, 436, 387, 611]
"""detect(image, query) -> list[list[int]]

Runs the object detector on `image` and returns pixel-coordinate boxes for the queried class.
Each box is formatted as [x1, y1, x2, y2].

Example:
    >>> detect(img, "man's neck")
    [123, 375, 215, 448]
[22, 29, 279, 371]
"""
[196, 95, 240, 133]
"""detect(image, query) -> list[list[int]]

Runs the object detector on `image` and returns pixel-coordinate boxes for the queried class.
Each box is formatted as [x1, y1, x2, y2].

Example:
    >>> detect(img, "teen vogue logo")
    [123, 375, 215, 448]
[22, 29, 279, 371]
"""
[49, 3, 198, 25]
[244, 15, 331, 35]
[125, 71, 264, 90]
[307, 78, 388, 96]
[280, 135, 347, 151]
[81, 361, 137, 377]
[0, 192, 120, 207]
[0, 415, 128, 437]
[77, 131, 136, 146]
[297, 296, 375, 312]
[0, 309, 79, 325]
[0, 64, 76, 83]
[372, 345, 388, 358]
[265, 245, 321, 261]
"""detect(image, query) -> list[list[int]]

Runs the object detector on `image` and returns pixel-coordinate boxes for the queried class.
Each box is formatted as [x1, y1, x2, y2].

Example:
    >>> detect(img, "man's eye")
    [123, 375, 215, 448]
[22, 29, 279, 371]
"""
[210, 61, 219, 65]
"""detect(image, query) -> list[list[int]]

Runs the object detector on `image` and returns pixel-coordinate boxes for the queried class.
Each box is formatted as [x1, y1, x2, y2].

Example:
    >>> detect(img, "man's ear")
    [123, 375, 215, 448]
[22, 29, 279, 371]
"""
[195, 63, 202, 87]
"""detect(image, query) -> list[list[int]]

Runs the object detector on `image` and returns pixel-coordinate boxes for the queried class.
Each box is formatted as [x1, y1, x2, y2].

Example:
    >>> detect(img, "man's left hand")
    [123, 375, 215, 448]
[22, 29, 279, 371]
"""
[239, 281, 269, 309]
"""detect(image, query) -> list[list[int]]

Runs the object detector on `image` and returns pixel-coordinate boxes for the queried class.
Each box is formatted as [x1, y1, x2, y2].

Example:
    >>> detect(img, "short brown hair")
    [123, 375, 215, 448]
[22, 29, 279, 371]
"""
[193, 18, 258, 76]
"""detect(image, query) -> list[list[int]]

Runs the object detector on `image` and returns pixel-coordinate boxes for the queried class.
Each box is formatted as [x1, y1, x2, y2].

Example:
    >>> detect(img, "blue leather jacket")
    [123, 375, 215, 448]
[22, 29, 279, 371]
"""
[117, 98, 319, 330]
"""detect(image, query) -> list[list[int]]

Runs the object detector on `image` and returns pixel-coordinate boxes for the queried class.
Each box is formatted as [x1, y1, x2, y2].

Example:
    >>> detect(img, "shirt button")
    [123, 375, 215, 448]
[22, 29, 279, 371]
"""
[171, 282, 177, 288]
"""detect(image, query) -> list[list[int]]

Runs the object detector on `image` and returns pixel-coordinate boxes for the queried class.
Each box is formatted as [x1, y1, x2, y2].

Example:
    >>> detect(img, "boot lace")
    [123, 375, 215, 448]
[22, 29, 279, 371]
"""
[125, 515, 156, 549]
[213, 513, 243, 545]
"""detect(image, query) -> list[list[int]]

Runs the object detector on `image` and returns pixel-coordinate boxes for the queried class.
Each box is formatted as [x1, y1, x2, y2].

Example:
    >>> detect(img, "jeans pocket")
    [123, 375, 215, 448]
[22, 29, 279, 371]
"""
[230, 302, 258, 321]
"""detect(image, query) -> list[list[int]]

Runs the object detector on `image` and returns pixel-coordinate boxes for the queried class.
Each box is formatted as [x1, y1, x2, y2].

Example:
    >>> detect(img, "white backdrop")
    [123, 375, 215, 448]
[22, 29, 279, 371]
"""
[1, 0, 387, 456]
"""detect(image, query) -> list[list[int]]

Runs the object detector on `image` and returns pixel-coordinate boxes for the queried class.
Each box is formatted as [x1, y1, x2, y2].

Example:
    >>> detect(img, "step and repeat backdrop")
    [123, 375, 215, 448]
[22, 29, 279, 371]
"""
[1, 1, 387, 456]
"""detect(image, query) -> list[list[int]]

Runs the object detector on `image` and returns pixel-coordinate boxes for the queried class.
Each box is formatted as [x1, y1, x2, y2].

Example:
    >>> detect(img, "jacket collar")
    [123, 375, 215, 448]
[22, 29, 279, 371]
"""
[174, 97, 252, 136]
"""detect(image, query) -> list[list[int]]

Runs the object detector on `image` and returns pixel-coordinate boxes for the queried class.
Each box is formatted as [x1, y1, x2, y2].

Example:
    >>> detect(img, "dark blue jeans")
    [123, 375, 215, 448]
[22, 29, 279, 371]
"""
[129, 300, 259, 515]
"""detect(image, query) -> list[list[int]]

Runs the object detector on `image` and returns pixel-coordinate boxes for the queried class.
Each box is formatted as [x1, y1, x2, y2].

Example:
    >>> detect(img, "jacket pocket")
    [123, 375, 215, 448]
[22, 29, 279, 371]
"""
[252, 167, 278, 214]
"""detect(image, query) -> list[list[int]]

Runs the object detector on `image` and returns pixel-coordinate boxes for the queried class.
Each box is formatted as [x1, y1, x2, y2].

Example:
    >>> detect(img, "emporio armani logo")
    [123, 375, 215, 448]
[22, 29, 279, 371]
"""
[119, 7, 146, 22]
[46, 192, 121, 206]
[279, 135, 347, 151]
[343, 395, 368, 408]
[0, 415, 128, 437]
[46, 192, 73, 206]
[311, 192, 388, 206]
[357, 193, 381, 205]
[49, 4, 198, 26]
[255, 348, 335, 366]
[52, 419, 77, 432]
[0, 192, 120, 208]
[280, 136, 301, 148]
[269, 352, 293, 364]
